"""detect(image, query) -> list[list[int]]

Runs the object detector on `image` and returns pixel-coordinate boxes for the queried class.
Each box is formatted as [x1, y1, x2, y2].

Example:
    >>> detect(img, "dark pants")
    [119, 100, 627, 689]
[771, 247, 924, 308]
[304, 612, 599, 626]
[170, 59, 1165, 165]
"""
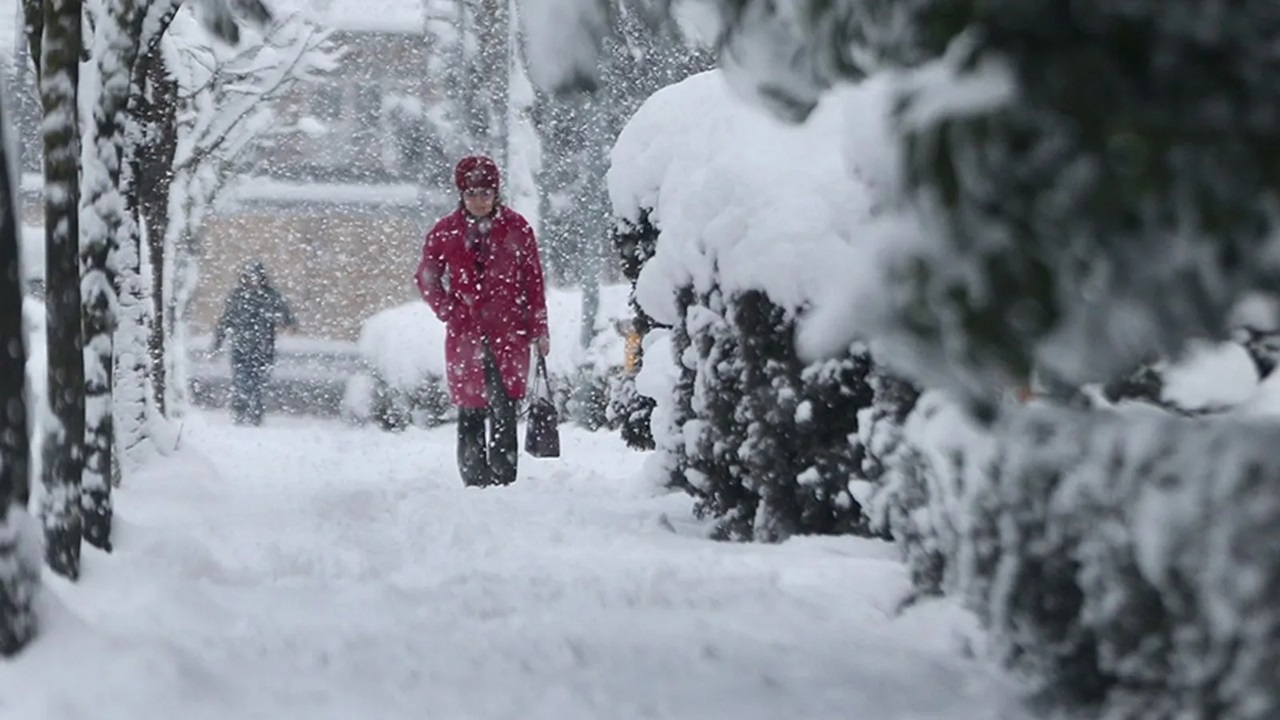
[230, 357, 268, 426]
[457, 345, 518, 487]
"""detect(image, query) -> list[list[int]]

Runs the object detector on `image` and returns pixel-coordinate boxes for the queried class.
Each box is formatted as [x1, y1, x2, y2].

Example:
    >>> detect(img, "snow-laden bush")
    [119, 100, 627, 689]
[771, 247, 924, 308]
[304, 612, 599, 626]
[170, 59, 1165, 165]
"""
[863, 389, 972, 597]
[605, 370, 654, 449]
[609, 70, 894, 541]
[348, 303, 452, 431]
[599, 9, 1280, 718]
[871, 392, 1280, 719]
[995, 409, 1280, 718]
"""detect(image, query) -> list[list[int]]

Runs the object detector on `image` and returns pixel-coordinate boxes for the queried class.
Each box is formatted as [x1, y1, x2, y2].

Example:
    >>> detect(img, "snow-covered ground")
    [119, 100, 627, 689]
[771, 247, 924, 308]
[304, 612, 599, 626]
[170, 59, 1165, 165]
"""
[2, 412, 1028, 720]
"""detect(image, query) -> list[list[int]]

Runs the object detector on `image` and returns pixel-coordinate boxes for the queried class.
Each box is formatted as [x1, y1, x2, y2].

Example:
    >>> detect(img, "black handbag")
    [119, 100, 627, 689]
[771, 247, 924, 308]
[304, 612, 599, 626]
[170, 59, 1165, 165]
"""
[524, 354, 560, 458]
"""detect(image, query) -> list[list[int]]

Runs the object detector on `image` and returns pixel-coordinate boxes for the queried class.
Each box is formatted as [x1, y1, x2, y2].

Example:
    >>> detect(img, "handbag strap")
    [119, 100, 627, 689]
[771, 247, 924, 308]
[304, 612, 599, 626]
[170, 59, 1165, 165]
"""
[535, 354, 553, 399]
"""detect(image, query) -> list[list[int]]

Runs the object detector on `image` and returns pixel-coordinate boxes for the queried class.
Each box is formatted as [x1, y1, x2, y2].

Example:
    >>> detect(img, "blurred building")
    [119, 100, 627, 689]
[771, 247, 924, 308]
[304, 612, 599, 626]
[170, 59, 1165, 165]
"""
[5, 0, 464, 342]
[190, 0, 459, 343]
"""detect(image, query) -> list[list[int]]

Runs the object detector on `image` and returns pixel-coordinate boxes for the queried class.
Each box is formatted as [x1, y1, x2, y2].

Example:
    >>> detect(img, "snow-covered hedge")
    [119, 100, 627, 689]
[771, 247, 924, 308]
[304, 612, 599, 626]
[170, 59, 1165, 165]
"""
[612, 63, 1280, 719]
[866, 390, 1280, 719]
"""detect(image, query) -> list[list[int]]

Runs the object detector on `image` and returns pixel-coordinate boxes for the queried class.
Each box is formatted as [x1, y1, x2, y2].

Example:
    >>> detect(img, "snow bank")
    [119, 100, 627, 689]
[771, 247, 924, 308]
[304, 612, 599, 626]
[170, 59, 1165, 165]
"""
[608, 69, 891, 329]
[357, 302, 448, 389]
[358, 284, 632, 392]
[1, 412, 1028, 719]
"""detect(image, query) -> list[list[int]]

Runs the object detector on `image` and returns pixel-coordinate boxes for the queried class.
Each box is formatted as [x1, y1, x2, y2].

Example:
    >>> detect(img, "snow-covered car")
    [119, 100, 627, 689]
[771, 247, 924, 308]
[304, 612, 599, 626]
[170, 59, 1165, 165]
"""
[345, 285, 634, 431]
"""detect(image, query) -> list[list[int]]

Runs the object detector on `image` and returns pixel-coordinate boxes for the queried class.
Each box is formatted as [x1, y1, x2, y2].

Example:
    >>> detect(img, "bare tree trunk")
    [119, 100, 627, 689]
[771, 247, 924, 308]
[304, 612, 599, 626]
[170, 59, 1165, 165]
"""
[0, 85, 40, 658]
[38, 0, 85, 580]
[131, 45, 176, 418]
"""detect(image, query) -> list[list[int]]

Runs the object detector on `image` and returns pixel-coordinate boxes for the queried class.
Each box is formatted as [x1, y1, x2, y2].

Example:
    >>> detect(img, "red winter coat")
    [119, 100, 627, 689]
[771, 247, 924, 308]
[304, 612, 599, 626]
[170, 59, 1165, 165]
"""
[415, 206, 549, 408]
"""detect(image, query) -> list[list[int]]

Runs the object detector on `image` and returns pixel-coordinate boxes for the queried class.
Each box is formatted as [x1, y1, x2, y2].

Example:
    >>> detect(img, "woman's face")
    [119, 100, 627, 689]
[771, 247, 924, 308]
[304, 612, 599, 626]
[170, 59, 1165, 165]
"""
[463, 187, 496, 217]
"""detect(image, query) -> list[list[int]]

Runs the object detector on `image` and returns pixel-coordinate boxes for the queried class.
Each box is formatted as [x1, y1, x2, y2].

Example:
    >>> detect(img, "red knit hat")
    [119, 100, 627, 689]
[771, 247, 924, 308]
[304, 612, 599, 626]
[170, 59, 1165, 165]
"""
[454, 155, 500, 192]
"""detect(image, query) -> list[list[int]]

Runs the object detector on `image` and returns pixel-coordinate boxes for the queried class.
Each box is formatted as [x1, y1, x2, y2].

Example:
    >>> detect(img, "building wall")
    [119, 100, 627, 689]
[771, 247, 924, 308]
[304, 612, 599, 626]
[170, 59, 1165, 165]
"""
[189, 204, 430, 342]
[264, 30, 445, 186]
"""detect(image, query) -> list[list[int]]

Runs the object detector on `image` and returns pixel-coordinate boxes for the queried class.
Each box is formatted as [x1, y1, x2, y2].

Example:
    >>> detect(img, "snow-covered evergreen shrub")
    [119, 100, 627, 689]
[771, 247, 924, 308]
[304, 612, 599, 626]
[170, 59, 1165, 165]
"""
[985, 410, 1280, 718]
[870, 391, 997, 597]
[657, 285, 877, 541]
[789, 340, 876, 538]
[652, 288, 698, 498]
[960, 412, 1106, 710]
[681, 286, 753, 539]
[854, 367, 921, 541]
[608, 71, 886, 542]
[606, 371, 654, 449]
[882, 399, 1280, 719]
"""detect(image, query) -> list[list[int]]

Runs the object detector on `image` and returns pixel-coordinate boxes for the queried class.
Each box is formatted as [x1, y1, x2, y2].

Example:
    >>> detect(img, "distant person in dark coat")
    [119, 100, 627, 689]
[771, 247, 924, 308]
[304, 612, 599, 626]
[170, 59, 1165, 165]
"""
[212, 260, 297, 425]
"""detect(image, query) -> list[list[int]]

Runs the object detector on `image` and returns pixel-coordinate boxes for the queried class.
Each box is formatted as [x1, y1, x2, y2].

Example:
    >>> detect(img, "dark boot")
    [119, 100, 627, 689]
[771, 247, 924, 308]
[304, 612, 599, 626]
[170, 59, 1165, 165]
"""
[484, 349, 518, 486]
[457, 408, 490, 487]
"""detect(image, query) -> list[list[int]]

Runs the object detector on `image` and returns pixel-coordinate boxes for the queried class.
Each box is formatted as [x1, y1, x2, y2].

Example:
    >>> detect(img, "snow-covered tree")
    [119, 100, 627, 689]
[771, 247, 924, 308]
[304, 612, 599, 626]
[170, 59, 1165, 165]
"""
[78, 0, 147, 551]
[0, 79, 40, 658]
[161, 10, 338, 411]
[108, 0, 177, 484]
[528, 1, 708, 428]
[129, 23, 180, 420]
[426, 0, 509, 164]
[531, 1, 1280, 401]
[683, 0, 1280, 405]
[75, 0, 286, 548]
[530, 0, 709, 309]
[25, 0, 87, 580]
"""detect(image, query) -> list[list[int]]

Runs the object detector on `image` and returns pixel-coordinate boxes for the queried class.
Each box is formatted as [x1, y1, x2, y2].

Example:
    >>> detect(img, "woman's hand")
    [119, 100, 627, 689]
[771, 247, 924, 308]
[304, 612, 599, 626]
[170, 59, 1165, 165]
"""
[536, 336, 551, 357]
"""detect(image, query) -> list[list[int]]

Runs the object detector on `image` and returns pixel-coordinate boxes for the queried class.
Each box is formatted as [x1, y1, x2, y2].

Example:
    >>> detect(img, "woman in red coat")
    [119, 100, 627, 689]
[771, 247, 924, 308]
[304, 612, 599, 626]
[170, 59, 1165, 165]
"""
[415, 156, 550, 487]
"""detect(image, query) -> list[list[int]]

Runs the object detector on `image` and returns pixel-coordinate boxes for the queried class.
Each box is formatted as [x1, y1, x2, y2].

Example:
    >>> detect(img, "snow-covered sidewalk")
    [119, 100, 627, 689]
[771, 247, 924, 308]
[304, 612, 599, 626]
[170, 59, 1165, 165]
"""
[3, 413, 1027, 720]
